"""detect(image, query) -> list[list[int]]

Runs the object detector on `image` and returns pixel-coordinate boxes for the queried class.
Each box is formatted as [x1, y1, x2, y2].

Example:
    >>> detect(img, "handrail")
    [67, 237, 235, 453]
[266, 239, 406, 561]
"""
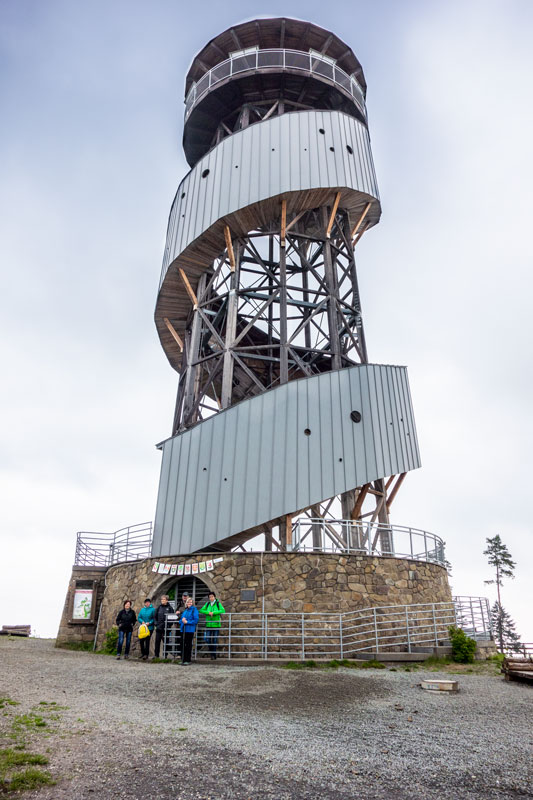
[74, 522, 153, 567]
[159, 597, 494, 660]
[185, 48, 366, 121]
[291, 518, 446, 566]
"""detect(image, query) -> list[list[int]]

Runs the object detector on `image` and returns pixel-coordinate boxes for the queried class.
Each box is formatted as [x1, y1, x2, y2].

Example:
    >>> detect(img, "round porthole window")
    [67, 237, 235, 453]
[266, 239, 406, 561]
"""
[350, 410, 362, 423]
[202, 168, 210, 178]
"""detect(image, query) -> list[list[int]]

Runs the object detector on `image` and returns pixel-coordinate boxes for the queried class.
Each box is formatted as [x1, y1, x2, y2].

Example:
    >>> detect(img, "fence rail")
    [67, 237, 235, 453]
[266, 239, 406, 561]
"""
[160, 597, 493, 661]
[292, 518, 446, 566]
[185, 48, 366, 120]
[75, 522, 153, 567]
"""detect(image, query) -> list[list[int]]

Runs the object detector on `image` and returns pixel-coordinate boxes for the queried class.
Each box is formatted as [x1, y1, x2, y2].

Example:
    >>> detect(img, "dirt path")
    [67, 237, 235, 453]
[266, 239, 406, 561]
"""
[0, 638, 531, 799]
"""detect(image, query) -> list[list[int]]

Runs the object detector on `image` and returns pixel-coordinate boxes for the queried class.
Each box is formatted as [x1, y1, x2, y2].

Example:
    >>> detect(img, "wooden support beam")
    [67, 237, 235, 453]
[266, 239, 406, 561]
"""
[285, 513, 293, 550]
[353, 220, 370, 248]
[387, 472, 407, 510]
[264, 530, 281, 551]
[280, 199, 287, 247]
[163, 318, 183, 352]
[326, 192, 341, 238]
[224, 225, 236, 271]
[285, 209, 307, 234]
[351, 483, 370, 519]
[178, 268, 198, 308]
[385, 475, 395, 491]
[351, 202, 371, 240]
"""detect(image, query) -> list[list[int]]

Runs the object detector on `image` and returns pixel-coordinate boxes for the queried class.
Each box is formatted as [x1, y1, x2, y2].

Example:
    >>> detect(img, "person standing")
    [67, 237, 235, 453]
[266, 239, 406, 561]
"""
[199, 593, 225, 660]
[137, 598, 155, 661]
[153, 595, 174, 659]
[115, 600, 136, 660]
[180, 597, 199, 665]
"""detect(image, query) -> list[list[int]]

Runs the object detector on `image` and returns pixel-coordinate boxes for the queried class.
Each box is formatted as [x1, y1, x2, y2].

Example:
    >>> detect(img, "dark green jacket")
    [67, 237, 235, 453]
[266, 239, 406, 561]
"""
[199, 599, 225, 628]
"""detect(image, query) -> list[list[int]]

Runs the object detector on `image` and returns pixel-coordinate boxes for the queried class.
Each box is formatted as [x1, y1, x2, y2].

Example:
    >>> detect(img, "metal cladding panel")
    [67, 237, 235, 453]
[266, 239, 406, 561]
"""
[160, 110, 379, 287]
[151, 364, 421, 557]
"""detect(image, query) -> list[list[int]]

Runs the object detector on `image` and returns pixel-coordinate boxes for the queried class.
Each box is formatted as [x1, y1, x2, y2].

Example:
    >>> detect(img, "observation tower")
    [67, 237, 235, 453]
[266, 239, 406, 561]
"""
[153, 18, 425, 563]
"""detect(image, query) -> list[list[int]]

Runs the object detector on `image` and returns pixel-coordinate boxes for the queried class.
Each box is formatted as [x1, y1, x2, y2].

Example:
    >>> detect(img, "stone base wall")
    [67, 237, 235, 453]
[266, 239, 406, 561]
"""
[55, 566, 107, 647]
[90, 552, 451, 650]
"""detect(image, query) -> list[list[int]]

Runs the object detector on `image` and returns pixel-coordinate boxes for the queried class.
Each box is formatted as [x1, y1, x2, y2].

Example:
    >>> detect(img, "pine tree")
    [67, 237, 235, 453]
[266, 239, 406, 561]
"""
[490, 602, 522, 654]
[484, 535, 516, 651]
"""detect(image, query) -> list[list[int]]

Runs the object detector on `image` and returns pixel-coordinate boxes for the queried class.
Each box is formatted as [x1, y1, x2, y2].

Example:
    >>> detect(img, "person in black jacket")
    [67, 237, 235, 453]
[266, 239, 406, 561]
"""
[115, 600, 137, 660]
[153, 595, 175, 659]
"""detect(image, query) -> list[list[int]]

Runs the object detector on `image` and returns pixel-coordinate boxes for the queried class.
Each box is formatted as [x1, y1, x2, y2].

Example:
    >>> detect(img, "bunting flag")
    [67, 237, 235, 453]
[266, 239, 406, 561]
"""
[152, 558, 223, 576]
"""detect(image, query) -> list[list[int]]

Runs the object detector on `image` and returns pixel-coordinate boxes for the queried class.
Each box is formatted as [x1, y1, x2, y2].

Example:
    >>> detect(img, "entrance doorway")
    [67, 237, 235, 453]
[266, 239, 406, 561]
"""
[165, 576, 210, 610]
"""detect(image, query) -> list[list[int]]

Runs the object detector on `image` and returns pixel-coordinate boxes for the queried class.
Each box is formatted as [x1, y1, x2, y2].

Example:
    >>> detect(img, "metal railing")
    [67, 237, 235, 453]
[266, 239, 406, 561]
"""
[291, 518, 446, 566]
[185, 48, 366, 120]
[159, 597, 492, 660]
[74, 522, 153, 567]
[453, 596, 493, 641]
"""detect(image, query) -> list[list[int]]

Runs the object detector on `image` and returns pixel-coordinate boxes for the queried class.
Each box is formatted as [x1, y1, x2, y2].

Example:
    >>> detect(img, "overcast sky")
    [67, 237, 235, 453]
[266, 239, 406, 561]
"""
[1, 0, 531, 642]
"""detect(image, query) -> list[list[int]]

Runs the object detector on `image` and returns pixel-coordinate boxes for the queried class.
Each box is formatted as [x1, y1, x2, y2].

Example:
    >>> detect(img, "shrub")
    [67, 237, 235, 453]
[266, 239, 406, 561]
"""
[448, 626, 477, 663]
[100, 627, 119, 655]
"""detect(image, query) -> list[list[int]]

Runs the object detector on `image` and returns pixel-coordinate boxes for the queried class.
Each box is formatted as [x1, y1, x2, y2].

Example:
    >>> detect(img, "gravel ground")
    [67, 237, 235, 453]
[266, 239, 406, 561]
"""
[0, 637, 531, 799]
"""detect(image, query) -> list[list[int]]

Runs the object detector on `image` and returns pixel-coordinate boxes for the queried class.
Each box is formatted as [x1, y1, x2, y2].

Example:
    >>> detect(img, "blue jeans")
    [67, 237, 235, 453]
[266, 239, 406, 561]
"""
[204, 628, 219, 656]
[117, 630, 132, 656]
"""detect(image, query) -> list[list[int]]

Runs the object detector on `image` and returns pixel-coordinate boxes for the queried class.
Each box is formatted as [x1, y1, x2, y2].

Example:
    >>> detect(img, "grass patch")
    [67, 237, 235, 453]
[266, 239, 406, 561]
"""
[0, 748, 53, 794]
[6, 766, 54, 792]
[150, 657, 172, 664]
[359, 659, 386, 669]
[56, 641, 93, 652]
[0, 698, 19, 710]
[282, 661, 307, 670]
[423, 656, 454, 667]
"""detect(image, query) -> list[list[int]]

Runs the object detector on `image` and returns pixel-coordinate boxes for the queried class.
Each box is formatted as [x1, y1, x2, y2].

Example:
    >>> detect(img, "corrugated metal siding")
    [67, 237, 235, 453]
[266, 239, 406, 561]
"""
[160, 110, 380, 288]
[152, 364, 421, 556]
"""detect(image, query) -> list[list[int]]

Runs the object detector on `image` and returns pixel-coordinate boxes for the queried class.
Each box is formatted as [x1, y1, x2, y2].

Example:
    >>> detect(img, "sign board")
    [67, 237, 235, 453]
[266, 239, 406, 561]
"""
[72, 589, 93, 620]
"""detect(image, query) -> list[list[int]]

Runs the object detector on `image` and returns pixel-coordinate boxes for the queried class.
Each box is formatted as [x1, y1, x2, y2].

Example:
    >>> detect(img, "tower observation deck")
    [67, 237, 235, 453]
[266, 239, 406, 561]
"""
[152, 18, 421, 556]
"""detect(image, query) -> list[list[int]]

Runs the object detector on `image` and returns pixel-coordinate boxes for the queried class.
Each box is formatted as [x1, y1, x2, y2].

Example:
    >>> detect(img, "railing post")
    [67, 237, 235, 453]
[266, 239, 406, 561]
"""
[409, 528, 413, 559]
[470, 598, 475, 633]
[264, 614, 268, 659]
[339, 614, 343, 659]
[228, 613, 232, 660]
[301, 613, 305, 660]
[423, 530, 428, 561]
[373, 608, 378, 652]
[432, 604, 438, 645]
[405, 607, 411, 653]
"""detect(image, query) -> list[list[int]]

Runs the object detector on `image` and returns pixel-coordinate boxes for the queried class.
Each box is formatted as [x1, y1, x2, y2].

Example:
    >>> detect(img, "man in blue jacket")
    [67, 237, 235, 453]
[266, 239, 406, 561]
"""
[137, 598, 155, 661]
[180, 597, 199, 665]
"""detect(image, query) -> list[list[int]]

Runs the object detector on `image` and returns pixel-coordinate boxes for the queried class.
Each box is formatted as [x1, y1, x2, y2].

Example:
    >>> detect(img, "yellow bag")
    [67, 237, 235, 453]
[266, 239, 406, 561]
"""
[138, 623, 150, 639]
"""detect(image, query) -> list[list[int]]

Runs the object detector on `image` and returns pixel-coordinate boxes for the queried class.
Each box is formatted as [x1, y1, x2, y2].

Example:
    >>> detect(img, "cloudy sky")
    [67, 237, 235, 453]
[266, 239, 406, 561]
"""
[1, 0, 531, 641]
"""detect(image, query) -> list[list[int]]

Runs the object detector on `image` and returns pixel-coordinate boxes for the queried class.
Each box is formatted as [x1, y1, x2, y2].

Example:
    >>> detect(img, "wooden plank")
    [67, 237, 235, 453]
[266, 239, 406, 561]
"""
[351, 202, 371, 240]
[178, 268, 198, 308]
[163, 318, 184, 352]
[224, 225, 236, 270]
[326, 191, 341, 238]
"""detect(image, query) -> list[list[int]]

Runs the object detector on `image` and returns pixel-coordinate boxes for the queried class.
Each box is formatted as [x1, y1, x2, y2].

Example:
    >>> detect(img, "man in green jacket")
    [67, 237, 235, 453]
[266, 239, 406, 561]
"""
[199, 593, 225, 660]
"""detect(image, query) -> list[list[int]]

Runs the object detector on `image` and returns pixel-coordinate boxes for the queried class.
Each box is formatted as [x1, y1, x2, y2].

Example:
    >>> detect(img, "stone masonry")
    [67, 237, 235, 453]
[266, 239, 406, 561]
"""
[55, 553, 451, 650]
